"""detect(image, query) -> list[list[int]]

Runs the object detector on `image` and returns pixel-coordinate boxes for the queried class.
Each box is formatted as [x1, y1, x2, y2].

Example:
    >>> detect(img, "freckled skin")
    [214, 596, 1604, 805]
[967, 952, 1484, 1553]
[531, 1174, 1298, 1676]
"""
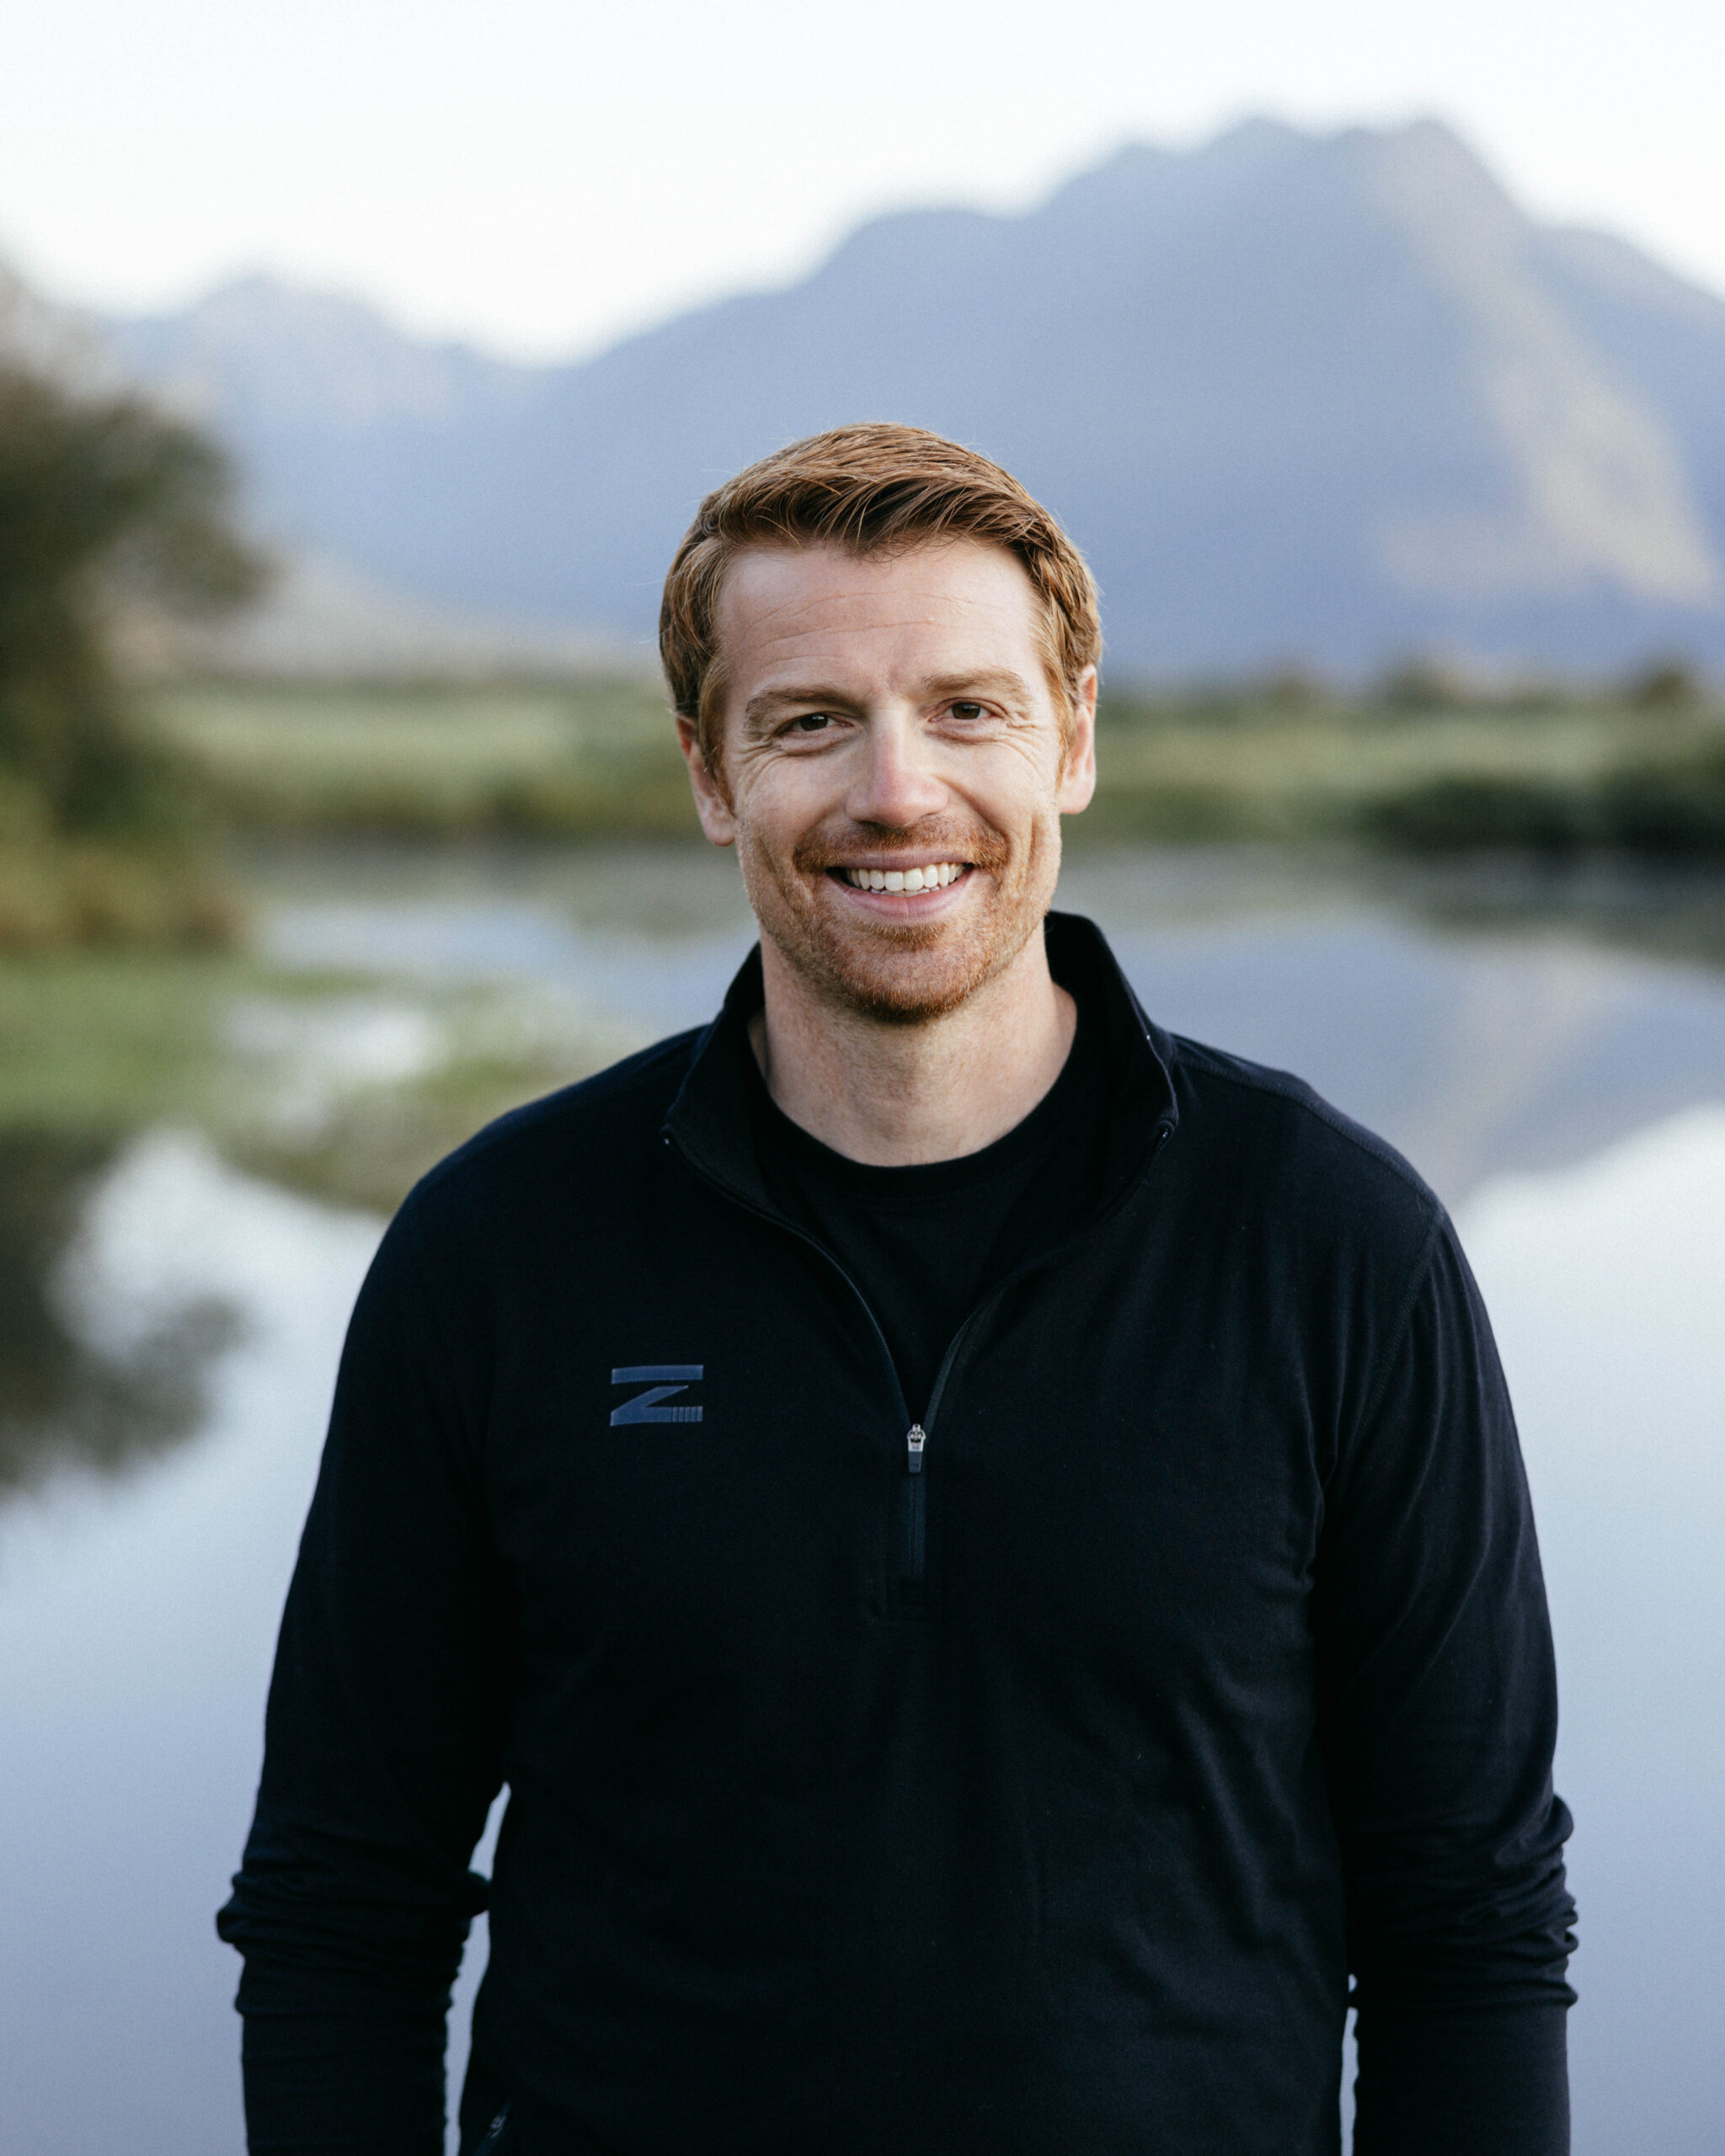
[676, 538, 1097, 1165]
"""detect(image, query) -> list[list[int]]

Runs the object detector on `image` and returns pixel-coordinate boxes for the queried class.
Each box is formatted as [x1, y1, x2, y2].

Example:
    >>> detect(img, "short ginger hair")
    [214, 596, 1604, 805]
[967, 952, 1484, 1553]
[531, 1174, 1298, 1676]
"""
[659, 424, 1101, 773]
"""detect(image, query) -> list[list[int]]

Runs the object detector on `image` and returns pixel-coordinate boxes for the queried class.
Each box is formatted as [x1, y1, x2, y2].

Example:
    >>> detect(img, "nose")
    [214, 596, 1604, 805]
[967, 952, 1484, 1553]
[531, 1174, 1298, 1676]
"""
[844, 708, 948, 830]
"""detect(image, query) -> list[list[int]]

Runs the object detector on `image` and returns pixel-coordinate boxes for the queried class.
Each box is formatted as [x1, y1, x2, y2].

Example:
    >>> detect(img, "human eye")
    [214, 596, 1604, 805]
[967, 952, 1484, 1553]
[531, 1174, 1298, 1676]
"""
[781, 711, 835, 736]
[946, 700, 992, 723]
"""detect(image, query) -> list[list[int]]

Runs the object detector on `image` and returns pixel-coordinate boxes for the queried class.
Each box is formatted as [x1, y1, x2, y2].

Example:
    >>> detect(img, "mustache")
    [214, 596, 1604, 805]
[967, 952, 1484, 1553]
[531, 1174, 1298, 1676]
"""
[793, 819, 1012, 874]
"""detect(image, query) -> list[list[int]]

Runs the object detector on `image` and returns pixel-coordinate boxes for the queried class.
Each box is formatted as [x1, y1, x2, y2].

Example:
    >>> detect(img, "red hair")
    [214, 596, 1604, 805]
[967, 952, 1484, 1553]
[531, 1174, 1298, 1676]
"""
[659, 424, 1101, 771]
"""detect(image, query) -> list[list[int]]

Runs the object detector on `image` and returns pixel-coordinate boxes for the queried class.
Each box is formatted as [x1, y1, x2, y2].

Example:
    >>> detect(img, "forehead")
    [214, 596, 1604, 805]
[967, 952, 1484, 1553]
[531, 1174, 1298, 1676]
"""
[713, 537, 1048, 692]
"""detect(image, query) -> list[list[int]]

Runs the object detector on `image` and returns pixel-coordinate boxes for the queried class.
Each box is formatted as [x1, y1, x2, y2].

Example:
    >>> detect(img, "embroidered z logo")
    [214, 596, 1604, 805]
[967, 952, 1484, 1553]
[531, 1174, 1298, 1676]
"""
[610, 1364, 704, 1426]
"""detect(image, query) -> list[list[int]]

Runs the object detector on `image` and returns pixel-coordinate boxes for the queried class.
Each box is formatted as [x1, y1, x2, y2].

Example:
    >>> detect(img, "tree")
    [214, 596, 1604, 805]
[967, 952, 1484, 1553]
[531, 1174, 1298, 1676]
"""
[1626, 658, 1700, 709]
[0, 362, 266, 836]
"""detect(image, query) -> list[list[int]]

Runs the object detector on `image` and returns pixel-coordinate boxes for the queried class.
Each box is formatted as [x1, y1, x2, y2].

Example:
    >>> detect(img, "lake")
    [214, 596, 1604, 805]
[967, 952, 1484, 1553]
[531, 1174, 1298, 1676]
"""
[2, 842, 1723, 2153]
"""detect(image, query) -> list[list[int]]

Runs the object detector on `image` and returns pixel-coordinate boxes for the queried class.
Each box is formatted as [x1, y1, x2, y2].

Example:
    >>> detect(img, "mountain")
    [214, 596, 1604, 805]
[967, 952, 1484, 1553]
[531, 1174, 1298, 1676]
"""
[99, 118, 1725, 677]
[144, 552, 644, 681]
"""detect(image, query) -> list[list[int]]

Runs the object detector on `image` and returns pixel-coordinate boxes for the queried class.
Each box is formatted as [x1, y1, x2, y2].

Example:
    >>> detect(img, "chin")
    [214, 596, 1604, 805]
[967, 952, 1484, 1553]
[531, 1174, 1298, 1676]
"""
[747, 855, 1055, 1025]
[815, 937, 1007, 1024]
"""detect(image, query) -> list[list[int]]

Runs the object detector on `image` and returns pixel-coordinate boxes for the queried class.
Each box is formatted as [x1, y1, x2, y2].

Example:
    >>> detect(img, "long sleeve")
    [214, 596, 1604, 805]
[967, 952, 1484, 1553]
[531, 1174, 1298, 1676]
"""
[217, 1192, 511, 2155]
[1316, 1212, 1576, 2153]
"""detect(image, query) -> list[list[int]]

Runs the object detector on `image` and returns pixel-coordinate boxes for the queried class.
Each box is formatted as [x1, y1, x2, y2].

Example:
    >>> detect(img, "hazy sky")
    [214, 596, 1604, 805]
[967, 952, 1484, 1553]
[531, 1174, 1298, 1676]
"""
[3, 0, 1722, 359]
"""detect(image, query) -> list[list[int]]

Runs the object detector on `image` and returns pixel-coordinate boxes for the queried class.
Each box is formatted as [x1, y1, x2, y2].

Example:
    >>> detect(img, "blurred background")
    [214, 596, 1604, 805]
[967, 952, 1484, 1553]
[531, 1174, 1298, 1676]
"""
[2, 2, 1723, 2148]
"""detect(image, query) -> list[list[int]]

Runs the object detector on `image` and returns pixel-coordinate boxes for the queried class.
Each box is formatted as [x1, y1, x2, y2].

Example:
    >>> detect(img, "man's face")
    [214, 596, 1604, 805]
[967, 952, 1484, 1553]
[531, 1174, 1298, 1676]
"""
[679, 538, 1096, 1024]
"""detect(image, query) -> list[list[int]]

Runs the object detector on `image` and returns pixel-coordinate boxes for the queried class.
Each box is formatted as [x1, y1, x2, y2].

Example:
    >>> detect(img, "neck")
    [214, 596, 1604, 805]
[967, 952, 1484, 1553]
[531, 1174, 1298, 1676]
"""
[750, 926, 1076, 1166]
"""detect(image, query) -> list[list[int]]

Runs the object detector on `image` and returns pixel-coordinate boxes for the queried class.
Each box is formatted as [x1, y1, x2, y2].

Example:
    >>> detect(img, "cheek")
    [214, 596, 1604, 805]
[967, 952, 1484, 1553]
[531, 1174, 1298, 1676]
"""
[729, 762, 829, 859]
[957, 739, 1066, 825]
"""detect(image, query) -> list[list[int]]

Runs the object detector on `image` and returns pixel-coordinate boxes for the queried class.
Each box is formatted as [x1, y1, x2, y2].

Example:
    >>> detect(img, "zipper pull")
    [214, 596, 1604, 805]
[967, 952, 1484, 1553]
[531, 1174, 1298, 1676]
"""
[901, 1424, 929, 1593]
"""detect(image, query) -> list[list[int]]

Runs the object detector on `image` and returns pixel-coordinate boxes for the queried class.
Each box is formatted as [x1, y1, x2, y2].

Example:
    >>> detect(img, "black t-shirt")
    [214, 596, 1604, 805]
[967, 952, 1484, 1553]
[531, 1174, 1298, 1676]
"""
[745, 1000, 1108, 1420]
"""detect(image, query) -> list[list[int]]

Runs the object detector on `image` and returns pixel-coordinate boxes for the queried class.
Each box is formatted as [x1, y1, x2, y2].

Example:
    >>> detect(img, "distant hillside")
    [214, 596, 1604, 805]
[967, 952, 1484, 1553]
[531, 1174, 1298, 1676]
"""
[101, 118, 1725, 677]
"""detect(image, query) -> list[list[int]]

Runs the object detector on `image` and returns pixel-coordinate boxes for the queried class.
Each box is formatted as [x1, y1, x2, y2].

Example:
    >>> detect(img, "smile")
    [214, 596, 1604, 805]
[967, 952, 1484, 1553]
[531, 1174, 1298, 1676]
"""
[837, 862, 968, 894]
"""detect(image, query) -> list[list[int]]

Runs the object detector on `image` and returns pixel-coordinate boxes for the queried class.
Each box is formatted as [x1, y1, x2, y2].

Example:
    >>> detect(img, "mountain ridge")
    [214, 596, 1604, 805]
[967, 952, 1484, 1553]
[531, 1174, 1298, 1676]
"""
[94, 116, 1725, 677]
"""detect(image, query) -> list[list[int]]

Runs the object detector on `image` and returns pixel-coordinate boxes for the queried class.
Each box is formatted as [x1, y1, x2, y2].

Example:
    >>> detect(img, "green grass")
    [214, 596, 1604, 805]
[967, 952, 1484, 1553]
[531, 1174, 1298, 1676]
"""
[0, 836, 239, 953]
[0, 937, 643, 1214]
[148, 676, 696, 839]
[1086, 692, 1725, 851]
[0, 948, 242, 1134]
[142, 675, 1725, 856]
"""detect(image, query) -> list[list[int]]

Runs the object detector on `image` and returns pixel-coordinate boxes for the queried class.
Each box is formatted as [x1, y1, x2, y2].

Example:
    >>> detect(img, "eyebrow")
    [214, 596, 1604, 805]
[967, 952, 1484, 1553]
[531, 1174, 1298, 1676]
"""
[921, 669, 1033, 703]
[740, 685, 861, 731]
[740, 668, 1034, 732]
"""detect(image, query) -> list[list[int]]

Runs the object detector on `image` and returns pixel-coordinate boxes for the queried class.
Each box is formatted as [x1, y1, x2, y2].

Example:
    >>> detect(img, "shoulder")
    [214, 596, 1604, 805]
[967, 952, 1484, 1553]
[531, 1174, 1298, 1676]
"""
[1161, 1029, 1443, 1260]
[399, 1024, 705, 1246]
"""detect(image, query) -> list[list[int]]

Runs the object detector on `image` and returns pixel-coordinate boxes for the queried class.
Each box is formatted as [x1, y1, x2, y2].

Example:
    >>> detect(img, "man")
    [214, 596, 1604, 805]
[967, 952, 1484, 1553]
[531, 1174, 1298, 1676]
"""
[221, 425, 1575, 2154]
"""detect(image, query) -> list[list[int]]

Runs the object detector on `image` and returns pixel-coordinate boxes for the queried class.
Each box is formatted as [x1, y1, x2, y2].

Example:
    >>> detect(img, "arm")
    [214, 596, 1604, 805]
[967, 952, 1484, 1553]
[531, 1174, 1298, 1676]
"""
[1316, 1213, 1576, 2155]
[217, 1193, 511, 2155]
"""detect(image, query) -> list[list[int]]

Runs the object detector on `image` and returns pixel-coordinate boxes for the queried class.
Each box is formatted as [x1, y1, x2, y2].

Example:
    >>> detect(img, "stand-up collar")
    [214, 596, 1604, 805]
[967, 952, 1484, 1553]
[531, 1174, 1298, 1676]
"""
[663, 913, 1178, 1233]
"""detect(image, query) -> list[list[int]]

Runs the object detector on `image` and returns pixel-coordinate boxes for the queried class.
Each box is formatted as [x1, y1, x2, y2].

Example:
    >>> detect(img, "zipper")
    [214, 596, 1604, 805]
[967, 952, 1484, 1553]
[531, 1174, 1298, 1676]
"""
[664, 1137, 925, 1608]
[883, 1118, 1172, 1603]
[900, 1422, 927, 1584]
[667, 1115, 1174, 1615]
[664, 1134, 914, 1420]
[473, 2105, 512, 2154]
[893, 1299, 991, 1598]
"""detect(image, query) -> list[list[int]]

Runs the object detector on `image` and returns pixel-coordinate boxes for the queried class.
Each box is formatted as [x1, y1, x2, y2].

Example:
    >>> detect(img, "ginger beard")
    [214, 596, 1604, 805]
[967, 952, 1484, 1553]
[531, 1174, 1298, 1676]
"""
[733, 801, 1063, 1025]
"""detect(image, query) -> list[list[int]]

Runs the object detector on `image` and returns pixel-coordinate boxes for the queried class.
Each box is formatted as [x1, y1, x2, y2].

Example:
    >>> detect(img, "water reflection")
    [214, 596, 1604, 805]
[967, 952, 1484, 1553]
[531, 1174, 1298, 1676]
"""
[0, 1136, 381, 2156]
[1461, 1108, 1725, 2154]
[259, 845, 1725, 1204]
[1097, 910, 1725, 1200]
[2, 846, 1723, 2155]
[0, 1133, 233, 1494]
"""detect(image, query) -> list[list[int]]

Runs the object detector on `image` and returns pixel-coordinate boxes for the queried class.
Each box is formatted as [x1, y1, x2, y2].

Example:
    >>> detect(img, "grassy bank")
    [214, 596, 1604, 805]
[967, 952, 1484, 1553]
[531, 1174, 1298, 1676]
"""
[1088, 690, 1725, 851]
[144, 676, 1725, 856]
[0, 835, 238, 952]
[147, 676, 695, 839]
[0, 937, 640, 1213]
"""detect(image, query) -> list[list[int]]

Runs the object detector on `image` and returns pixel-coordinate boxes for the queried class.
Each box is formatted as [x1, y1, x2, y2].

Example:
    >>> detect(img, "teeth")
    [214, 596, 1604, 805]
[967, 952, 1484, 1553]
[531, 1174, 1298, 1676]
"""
[843, 862, 965, 892]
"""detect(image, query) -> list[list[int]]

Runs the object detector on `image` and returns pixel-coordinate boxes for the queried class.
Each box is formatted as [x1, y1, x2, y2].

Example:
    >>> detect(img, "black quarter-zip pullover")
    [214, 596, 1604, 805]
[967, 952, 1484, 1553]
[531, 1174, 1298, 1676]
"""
[220, 914, 1574, 2155]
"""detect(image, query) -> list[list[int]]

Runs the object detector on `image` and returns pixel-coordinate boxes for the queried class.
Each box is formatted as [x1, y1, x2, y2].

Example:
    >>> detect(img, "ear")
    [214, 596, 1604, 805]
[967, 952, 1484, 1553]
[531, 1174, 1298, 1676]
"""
[676, 715, 738, 846]
[1056, 666, 1098, 814]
